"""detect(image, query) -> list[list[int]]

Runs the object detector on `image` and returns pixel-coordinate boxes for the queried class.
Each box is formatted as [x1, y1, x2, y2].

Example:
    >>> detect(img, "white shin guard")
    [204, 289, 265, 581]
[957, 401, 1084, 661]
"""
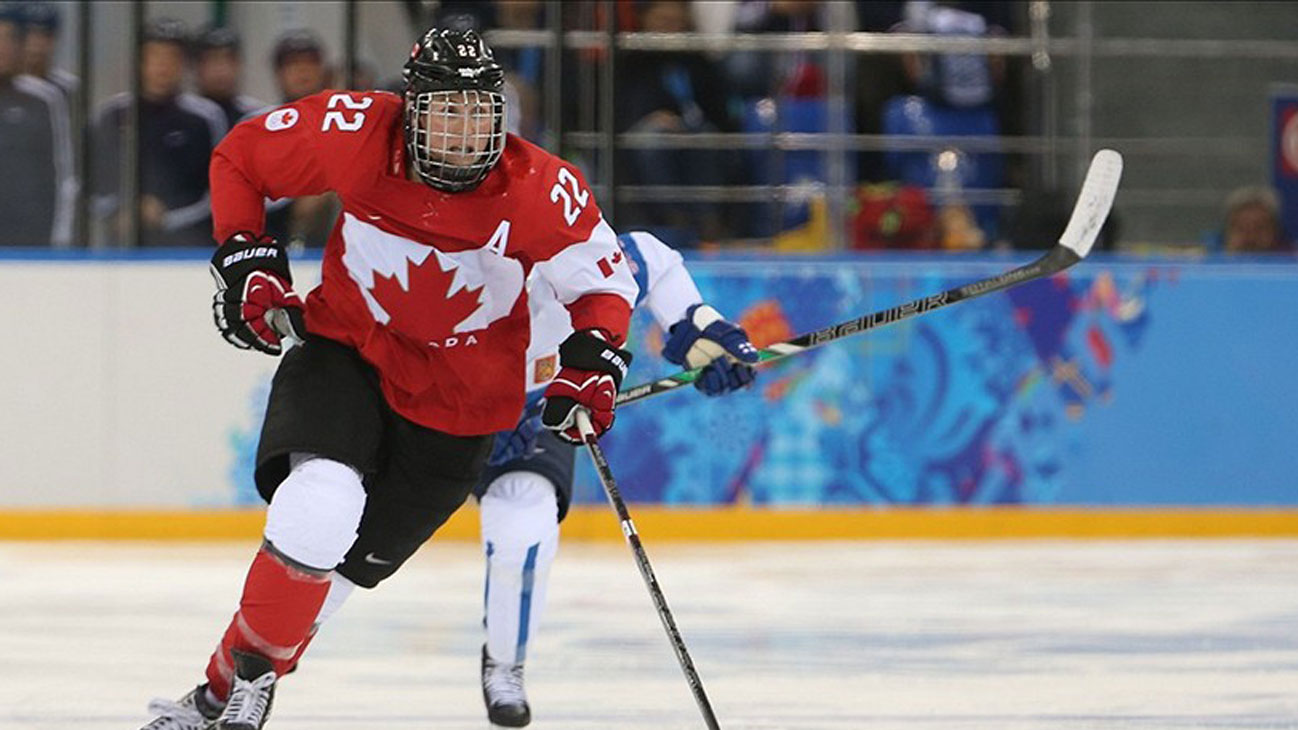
[480, 471, 560, 666]
[316, 572, 358, 627]
[263, 456, 367, 572]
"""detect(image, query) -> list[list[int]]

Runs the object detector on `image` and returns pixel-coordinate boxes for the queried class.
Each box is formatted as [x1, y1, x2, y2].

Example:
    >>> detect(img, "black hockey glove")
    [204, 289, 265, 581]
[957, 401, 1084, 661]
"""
[210, 232, 307, 355]
[541, 330, 633, 443]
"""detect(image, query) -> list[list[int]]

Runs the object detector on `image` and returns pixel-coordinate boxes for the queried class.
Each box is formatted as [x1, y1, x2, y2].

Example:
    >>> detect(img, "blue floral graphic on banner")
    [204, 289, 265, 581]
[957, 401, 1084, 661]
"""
[581, 257, 1165, 506]
[227, 379, 272, 506]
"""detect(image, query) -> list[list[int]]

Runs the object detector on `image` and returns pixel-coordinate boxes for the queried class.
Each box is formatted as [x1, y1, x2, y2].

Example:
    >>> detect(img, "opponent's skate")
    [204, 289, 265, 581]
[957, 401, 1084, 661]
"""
[139, 685, 223, 730]
[212, 650, 277, 730]
[481, 645, 531, 727]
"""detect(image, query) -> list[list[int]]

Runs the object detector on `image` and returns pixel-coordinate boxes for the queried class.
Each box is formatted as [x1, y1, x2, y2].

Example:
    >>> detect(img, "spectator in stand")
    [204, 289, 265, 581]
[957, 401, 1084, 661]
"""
[195, 25, 266, 132]
[894, 1, 1007, 113]
[19, 1, 76, 102]
[273, 28, 328, 103]
[265, 27, 336, 249]
[616, 0, 739, 244]
[0, 2, 73, 246]
[1223, 186, 1290, 254]
[347, 58, 378, 91]
[432, 0, 494, 32]
[19, 0, 79, 221]
[853, 1, 907, 182]
[880, 0, 1014, 246]
[92, 17, 226, 247]
[494, 0, 546, 142]
[719, 2, 861, 242]
[726, 0, 832, 100]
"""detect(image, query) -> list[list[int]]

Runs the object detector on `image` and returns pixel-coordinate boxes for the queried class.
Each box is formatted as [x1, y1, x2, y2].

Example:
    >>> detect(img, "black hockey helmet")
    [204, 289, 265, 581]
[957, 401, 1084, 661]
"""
[402, 27, 506, 192]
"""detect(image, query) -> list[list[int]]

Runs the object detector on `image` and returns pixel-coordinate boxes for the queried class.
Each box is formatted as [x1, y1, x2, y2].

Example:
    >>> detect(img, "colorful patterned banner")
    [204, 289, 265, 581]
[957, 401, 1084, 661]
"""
[577, 255, 1298, 506]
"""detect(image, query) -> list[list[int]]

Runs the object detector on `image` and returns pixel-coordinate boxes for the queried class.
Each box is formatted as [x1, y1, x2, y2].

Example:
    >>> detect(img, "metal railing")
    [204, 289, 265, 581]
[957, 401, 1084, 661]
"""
[478, 1, 1298, 249]
[487, 28, 1298, 60]
[56, 1, 1297, 248]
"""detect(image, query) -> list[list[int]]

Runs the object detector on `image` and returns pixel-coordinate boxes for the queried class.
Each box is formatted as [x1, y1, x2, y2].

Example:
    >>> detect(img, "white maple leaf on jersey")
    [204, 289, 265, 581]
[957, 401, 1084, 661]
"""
[340, 213, 524, 335]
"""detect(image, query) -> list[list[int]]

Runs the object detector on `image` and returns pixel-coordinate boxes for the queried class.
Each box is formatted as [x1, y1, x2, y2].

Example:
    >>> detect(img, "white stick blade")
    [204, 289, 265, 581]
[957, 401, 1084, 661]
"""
[1058, 149, 1124, 258]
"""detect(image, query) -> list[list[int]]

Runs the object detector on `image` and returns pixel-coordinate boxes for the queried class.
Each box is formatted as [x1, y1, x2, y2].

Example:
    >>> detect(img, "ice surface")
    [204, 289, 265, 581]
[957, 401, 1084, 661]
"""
[1, 539, 1295, 729]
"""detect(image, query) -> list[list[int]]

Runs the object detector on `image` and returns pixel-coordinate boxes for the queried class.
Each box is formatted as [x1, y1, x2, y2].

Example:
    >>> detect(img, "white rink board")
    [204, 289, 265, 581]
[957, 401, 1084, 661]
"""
[1, 540, 1296, 729]
[0, 260, 319, 508]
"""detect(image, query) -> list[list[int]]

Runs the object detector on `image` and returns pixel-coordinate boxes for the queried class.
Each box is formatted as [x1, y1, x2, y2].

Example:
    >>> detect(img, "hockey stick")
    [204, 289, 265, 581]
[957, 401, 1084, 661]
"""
[616, 149, 1124, 407]
[574, 409, 723, 730]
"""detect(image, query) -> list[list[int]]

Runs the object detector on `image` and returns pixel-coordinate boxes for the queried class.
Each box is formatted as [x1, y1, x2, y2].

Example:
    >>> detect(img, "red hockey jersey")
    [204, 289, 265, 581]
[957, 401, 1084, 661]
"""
[210, 90, 636, 435]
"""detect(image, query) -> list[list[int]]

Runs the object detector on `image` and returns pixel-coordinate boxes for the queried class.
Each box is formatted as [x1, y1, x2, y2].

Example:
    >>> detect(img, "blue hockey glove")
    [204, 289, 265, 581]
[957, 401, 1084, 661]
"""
[489, 396, 546, 466]
[662, 304, 759, 397]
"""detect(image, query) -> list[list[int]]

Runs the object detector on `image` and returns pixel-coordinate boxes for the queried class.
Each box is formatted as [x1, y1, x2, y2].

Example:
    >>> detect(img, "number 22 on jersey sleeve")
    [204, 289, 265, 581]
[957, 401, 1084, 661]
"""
[549, 167, 589, 226]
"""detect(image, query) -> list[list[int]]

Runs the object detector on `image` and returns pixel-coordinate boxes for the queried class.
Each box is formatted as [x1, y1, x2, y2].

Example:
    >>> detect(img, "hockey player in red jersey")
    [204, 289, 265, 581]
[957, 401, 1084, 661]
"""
[137, 27, 638, 730]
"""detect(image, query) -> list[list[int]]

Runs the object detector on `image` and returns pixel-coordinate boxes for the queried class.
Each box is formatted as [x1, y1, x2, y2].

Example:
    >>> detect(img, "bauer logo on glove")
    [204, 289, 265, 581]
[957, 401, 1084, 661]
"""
[220, 245, 281, 269]
[210, 232, 307, 355]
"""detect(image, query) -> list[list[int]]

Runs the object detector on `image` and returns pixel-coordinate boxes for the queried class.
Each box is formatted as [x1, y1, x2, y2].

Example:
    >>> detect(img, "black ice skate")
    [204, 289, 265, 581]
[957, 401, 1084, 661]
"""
[213, 650, 277, 730]
[139, 684, 223, 730]
[481, 645, 531, 727]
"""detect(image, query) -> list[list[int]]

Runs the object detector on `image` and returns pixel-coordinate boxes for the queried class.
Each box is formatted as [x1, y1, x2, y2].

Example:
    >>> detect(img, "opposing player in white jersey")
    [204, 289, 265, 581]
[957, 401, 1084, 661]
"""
[311, 230, 759, 727]
[472, 230, 758, 726]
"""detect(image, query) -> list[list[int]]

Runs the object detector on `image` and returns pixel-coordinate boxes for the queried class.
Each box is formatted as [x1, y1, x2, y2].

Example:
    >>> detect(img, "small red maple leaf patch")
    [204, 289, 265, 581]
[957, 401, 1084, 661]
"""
[369, 253, 485, 341]
[596, 249, 624, 278]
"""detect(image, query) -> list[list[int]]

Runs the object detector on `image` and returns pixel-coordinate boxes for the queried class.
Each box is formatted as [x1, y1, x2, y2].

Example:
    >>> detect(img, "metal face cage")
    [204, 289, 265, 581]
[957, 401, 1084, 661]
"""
[404, 88, 505, 193]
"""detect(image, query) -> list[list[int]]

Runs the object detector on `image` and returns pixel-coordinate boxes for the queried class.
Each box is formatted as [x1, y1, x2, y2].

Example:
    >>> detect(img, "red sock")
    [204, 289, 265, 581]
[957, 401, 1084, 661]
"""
[283, 624, 320, 675]
[204, 547, 330, 701]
